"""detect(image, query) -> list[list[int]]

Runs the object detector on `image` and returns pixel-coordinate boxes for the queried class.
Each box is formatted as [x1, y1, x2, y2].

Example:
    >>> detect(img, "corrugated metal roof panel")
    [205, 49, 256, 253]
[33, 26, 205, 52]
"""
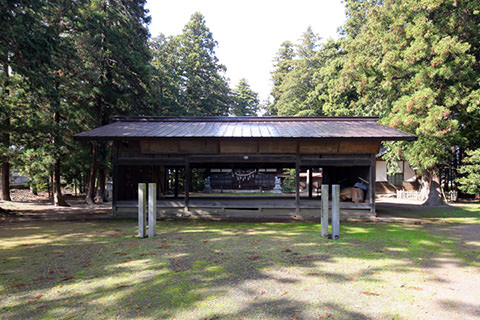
[74, 117, 417, 141]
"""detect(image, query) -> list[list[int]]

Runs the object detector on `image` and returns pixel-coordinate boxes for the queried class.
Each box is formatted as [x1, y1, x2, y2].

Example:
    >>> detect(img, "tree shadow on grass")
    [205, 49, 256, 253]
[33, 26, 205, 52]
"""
[438, 300, 480, 319]
[199, 299, 391, 320]
[0, 219, 477, 319]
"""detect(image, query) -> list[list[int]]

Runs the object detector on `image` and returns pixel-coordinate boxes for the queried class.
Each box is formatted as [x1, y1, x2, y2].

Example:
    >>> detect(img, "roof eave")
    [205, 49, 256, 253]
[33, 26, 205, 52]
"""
[73, 135, 417, 142]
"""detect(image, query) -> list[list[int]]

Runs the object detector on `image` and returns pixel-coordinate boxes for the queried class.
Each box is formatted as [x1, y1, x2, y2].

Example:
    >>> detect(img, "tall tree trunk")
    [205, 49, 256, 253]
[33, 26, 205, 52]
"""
[53, 157, 68, 206]
[30, 183, 38, 195]
[86, 141, 97, 204]
[422, 170, 447, 206]
[1, 63, 11, 201]
[96, 167, 106, 203]
[51, 93, 68, 206]
[1, 154, 10, 201]
[48, 173, 52, 201]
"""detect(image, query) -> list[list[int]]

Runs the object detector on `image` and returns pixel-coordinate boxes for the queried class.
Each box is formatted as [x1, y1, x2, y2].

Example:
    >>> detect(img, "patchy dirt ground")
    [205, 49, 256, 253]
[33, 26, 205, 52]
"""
[418, 224, 480, 319]
[0, 190, 111, 223]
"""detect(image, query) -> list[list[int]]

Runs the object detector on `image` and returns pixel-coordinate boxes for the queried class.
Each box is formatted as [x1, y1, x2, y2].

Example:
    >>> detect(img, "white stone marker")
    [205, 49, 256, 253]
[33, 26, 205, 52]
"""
[321, 184, 329, 238]
[332, 184, 340, 239]
[138, 183, 147, 238]
[148, 183, 157, 238]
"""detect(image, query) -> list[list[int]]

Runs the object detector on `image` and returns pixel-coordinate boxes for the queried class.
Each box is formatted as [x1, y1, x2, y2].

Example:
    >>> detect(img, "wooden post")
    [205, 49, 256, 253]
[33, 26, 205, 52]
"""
[185, 158, 190, 211]
[138, 183, 147, 238]
[308, 169, 313, 198]
[163, 166, 168, 196]
[148, 183, 157, 238]
[174, 168, 179, 198]
[112, 141, 119, 216]
[332, 184, 340, 239]
[321, 184, 329, 238]
[369, 154, 376, 214]
[295, 155, 300, 215]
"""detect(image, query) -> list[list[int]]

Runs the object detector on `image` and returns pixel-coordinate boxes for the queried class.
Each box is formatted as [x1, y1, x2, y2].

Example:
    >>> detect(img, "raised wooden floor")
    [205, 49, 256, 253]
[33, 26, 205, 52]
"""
[114, 197, 374, 220]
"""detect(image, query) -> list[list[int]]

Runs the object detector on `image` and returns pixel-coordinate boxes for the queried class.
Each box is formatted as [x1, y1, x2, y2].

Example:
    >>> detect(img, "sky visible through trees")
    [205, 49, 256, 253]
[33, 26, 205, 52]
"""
[145, 0, 346, 102]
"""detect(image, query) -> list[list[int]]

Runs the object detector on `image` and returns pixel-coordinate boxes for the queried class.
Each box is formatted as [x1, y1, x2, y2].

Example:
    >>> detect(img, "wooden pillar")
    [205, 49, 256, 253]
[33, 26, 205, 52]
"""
[369, 154, 376, 214]
[138, 183, 147, 238]
[174, 168, 179, 198]
[295, 155, 300, 215]
[332, 184, 340, 239]
[163, 166, 168, 196]
[185, 157, 190, 211]
[308, 169, 313, 198]
[321, 184, 329, 238]
[148, 183, 157, 238]
[112, 141, 119, 216]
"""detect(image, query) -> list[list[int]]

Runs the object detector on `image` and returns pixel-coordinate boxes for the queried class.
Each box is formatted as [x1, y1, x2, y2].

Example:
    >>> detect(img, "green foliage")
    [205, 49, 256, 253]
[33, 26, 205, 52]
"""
[191, 168, 206, 192]
[76, 0, 152, 121]
[270, 28, 323, 116]
[150, 12, 232, 116]
[269, 30, 357, 118]
[270, 41, 295, 111]
[339, 0, 480, 175]
[149, 34, 182, 115]
[0, 0, 153, 202]
[457, 149, 480, 195]
[15, 148, 53, 187]
[281, 169, 296, 193]
[268, 0, 480, 200]
[231, 78, 260, 116]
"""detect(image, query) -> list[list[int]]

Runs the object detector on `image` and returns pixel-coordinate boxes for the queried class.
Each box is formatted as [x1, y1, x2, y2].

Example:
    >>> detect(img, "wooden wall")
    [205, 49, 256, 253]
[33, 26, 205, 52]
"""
[128, 139, 381, 155]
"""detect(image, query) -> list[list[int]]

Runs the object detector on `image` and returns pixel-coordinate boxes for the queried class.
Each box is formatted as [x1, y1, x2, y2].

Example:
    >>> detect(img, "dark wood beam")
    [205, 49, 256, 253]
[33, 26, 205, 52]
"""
[295, 154, 300, 215]
[112, 141, 119, 216]
[185, 157, 190, 210]
[308, 169, 313, 199]
[369, 154, 376, 213]
[174, 168, 179, 198]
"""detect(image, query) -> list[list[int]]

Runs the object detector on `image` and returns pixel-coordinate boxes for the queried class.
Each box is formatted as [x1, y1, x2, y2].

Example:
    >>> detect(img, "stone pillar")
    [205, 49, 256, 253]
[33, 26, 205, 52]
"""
[138, 183, 147, 238]
[148, 183, 157, 238]
[321, 184, 329, 238]
[332, 184, 340, 239]
[272, 176, 282, 193]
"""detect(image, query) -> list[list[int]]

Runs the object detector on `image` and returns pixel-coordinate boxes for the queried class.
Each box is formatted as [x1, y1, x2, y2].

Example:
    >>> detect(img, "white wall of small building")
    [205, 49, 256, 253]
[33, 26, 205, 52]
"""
[375, 160, 417, 182]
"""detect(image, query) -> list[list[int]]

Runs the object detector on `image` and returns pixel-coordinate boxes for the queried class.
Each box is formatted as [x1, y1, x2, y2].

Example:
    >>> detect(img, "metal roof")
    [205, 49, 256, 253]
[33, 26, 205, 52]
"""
[74, 116, 417, 141]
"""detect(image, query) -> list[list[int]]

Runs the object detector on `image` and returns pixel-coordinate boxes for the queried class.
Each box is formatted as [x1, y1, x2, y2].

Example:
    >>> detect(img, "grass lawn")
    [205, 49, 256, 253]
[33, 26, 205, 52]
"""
[1, 204, 479, 319]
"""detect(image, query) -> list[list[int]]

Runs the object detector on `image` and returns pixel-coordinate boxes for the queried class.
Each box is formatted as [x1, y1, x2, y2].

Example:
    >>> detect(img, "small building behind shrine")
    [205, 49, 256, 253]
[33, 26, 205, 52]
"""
[75, 116, 416, 220]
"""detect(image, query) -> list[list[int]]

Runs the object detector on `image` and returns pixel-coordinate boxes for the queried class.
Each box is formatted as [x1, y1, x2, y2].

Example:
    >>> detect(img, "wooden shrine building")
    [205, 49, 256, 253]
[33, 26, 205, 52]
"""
[75, 116, 416, 220]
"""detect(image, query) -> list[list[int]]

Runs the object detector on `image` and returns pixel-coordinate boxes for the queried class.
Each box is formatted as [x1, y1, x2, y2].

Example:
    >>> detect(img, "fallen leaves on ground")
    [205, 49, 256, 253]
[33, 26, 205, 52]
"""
[8, 282, 26, 289]
[31, 295, 43, 302]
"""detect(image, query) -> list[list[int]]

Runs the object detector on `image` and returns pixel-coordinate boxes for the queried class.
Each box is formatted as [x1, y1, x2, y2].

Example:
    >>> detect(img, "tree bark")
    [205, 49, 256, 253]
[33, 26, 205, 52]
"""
[96, 167, 106, 203]
[1, 155, 10, 201]
[30, 183, 38, 195]
[1, 62, 11, 201]
[86, 141, 97, 204]
[422, 170, 447, 206]
[53, 157, 69, 206]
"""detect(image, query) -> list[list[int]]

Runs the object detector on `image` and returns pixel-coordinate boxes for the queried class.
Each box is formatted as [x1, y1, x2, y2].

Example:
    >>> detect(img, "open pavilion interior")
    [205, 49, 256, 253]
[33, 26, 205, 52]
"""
[75, 116, 416, 220]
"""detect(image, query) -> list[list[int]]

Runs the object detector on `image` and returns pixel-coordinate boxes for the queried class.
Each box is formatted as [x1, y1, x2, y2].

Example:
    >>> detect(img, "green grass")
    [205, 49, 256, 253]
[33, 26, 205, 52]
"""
[0, 204, 479, 319]
[377, 202, 480, 224]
